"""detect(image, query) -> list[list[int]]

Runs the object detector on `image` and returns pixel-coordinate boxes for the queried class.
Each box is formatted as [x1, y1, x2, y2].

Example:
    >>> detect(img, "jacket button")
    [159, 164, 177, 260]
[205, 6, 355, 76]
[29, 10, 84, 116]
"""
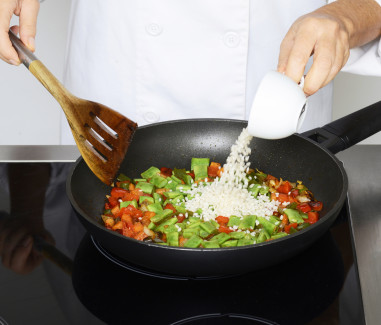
[143, 111, 160, 123]
[146, 23, 163, 36]
[223, 32, 240, 48]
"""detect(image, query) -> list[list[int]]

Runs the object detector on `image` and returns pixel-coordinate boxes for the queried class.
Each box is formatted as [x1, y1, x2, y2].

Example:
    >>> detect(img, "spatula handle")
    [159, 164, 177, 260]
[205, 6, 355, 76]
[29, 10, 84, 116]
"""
[8, 30, 72, 108]
[8, 29, 38, 68]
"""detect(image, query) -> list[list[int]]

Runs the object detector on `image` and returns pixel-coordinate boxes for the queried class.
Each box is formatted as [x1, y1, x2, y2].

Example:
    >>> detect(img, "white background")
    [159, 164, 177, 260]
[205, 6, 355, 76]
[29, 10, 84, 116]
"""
[0, 0, 381, 145]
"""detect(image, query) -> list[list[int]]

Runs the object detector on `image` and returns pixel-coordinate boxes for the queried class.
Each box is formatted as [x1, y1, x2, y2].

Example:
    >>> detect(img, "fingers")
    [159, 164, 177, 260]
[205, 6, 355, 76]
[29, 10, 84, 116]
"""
[278, 24, 315, 85]
[303, 35, 337, 96]
[19, 0, 39, 52]
[0, 0, 39, 65]
[0, 0, 20, 64]
[278, 14, 350, 96]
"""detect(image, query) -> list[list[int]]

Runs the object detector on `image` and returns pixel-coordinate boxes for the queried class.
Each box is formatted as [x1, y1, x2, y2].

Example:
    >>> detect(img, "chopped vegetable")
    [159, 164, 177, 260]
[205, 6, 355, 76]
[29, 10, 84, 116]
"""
[101, 158, 322, 248]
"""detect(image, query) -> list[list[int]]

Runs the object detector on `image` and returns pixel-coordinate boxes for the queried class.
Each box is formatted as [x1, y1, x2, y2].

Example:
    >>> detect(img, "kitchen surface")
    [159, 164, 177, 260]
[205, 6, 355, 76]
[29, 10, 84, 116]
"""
[0, 144, 379, 324]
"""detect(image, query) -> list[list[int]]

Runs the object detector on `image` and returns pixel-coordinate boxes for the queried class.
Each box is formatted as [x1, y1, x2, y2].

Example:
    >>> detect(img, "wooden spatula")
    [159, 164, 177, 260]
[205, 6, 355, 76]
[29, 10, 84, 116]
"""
[9, 30, 137, 185]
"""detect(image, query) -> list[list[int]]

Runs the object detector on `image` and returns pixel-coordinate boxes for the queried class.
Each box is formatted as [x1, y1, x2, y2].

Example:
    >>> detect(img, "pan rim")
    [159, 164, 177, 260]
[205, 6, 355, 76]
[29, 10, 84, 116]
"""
[66, 118, 348, 252]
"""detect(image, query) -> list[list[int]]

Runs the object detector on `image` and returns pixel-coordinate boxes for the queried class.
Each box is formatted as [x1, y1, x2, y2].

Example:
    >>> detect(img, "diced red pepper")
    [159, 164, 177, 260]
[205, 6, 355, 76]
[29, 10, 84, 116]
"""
[306, 211, 319, 224]
[218, 225, 233, 234]
[309, 201, 323, 211]
[164, 203, 177, 214]
[271, 193, 294, 204]
[111, 187, 128, 199]
[290, 189, 299, 198]
[297, 203, 312, 213]
[142, 211, 155, 226]
[284, 222, 298, 234]
[266, 174, 278, 181]
[122, 189, 142, 202]
[111, 205, 120, 217]
[134, 231, 148, 241]
[160, 167, 172, 177]
[277, 181, 292, 194]
[134, 209, 143, 220]
[215, 215, 229, 226]
[207, 162, 221, 178]
[177, 215, 186, 223]
[122, 222, 134, 238]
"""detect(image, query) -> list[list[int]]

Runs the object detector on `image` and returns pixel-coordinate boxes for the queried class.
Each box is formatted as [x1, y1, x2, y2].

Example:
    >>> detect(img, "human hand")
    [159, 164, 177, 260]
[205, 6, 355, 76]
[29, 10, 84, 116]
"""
[0, 212, 54, 274]
[278, 0, 381, 96]
[0, 0, 39, 65]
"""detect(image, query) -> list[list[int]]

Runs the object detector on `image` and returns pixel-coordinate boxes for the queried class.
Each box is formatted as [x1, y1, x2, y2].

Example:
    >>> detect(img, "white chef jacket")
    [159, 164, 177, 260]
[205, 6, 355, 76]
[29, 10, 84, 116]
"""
[61, 0, 381, 144]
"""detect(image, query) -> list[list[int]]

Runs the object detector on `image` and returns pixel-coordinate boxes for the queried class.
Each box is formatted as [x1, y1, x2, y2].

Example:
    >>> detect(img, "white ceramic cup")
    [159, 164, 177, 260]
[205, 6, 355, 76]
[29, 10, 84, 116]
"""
[247, 71, 307, 139]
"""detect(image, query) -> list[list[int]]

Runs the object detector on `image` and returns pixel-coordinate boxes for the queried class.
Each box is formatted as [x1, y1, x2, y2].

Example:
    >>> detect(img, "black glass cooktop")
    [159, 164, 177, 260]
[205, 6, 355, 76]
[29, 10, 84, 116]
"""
[0, 163, 364, 325]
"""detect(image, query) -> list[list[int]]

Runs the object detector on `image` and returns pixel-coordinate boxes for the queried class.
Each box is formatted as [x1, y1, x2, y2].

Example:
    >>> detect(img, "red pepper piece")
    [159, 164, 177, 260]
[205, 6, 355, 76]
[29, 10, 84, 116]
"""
[218, 225, 233, 234]
[306, 211, 319, 224]
[277, 181, 292, 194]
[297, 203, 312, 213]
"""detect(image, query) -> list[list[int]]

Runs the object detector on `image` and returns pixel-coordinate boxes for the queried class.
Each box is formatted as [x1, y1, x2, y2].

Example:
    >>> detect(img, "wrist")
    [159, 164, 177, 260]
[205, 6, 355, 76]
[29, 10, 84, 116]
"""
[319, 0, 381, 48]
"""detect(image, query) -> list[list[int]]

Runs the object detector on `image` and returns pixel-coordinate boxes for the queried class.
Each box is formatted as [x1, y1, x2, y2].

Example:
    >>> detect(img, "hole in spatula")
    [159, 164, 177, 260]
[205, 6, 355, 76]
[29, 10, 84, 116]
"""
[85, 124, 113, 151]
[90, 112, 118, 139]
[83, 138, 108, 162]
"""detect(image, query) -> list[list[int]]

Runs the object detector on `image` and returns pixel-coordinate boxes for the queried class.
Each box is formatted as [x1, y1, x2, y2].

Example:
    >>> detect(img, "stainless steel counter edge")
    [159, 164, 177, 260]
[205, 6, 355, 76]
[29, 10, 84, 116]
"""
[0, 145, 80, 162]
[337, 146, 381, 325]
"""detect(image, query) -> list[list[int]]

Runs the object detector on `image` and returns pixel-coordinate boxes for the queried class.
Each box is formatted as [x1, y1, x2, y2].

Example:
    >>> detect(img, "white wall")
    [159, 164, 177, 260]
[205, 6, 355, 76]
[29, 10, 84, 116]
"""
[332, 72, 381, 144]
[0, 0, 70, 145]
[0, 1, 381, 145]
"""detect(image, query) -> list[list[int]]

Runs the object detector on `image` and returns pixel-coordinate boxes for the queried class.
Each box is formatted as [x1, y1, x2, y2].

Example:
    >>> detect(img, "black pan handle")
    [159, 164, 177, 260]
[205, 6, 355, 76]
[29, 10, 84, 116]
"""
[301, 100, 381, 154]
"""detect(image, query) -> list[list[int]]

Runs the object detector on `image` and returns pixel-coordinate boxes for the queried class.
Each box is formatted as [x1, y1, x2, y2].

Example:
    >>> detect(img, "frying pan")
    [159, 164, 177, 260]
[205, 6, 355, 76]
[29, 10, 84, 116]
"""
[67, 100, 381, 276]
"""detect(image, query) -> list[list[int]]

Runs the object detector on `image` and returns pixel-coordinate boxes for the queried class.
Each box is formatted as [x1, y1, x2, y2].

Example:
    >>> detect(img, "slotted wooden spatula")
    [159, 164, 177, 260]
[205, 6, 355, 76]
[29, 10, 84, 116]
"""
[9, 30, 137, 185]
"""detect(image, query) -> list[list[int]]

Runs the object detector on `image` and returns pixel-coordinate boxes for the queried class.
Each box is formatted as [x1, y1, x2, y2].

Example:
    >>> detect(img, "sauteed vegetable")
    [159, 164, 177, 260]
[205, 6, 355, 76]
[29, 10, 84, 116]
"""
[101, 158, 323, 248]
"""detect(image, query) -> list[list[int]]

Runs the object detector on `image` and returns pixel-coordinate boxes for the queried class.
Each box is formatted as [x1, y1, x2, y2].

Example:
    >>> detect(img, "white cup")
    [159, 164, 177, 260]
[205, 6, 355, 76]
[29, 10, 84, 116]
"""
[247, 71, 307, 139]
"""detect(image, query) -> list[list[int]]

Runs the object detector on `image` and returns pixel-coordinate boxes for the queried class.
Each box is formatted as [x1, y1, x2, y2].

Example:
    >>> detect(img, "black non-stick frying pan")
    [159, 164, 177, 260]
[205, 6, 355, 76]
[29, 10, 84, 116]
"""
[67, 100, 381, 277]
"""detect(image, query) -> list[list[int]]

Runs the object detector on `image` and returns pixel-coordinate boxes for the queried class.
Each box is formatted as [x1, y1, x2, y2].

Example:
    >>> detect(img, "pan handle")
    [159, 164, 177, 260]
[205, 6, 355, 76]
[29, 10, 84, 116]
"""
[301, 100, 381, 154]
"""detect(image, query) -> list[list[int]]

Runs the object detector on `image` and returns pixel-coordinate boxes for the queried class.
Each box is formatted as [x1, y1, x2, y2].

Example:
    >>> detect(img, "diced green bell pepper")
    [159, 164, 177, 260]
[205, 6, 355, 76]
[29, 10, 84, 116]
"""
[147, 202, 163, 213]
[149, 174, 168, 188]
[229, 231, 246, 239]
[150, 209, 173, 224]
[191, 158, 210, 171]
[257, 216, 277, 235]
[284, 209, 307, 224]
[156, 217, 179, 232]
[167, 232, 179, 246]
[136, 182, 154, 194]
[184, 235, 203, 248]
[117, 173, 132, 182]
[271, 232, 288, 240]
[183, 228, 199, 238]
[237, 238, 255, 246]
[221, 240, 238, 247]
[200, 221, 217, 234]
[203, 241, 220, 248]
[257, 228, 270, 243]
[139, 196, 154, 205]
[141, 166, 160, 179]
[239, 215, 256, 230]
[227, 215, 241, 227]
[120, 200, 138, 209]
[213, 232, 231, 245]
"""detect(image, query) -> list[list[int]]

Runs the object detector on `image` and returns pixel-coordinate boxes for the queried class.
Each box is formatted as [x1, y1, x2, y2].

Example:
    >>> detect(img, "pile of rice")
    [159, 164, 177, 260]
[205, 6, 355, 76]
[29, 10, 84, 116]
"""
[184, 128, 279, 221]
